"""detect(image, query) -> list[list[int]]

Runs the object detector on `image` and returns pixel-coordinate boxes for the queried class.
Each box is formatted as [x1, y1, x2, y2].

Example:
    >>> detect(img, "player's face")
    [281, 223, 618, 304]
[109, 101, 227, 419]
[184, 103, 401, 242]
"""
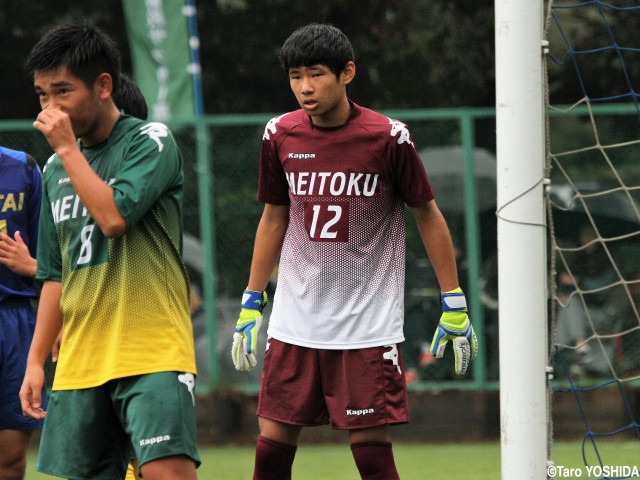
[288, 62, 355, 128]
[34, 67, 102, 140]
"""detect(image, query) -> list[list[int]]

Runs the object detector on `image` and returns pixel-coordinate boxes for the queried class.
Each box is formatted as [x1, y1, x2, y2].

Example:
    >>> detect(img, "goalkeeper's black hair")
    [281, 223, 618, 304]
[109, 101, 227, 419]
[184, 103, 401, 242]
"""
[279, 23, 355, 76]
[25, 23, 121, 94]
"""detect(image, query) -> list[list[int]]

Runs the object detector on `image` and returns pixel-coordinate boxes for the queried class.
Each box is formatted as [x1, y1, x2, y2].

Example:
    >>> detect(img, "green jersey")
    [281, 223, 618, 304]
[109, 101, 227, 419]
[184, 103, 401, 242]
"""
[37, 115, 196, 390]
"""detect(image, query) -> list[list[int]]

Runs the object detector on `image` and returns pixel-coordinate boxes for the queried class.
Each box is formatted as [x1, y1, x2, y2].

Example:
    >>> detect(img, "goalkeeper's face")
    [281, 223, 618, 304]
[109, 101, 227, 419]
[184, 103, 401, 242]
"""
[287, 61, 355, 128]
[33, 66, 106, 140]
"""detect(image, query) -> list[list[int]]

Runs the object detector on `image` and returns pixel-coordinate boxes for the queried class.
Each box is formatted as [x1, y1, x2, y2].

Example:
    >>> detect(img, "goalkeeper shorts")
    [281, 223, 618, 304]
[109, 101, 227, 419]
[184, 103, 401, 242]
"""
[257, 338, 409, 429]
[36, 371, 200, 480]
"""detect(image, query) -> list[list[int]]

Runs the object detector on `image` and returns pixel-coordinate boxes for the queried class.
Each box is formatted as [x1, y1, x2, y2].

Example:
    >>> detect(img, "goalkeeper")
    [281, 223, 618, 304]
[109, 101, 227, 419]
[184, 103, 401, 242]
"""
[232, 23, 478, 480]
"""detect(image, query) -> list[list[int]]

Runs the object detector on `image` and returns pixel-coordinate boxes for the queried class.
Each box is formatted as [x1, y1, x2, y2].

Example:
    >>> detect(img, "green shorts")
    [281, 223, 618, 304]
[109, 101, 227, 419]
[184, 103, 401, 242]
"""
[36, 372, 200, 480]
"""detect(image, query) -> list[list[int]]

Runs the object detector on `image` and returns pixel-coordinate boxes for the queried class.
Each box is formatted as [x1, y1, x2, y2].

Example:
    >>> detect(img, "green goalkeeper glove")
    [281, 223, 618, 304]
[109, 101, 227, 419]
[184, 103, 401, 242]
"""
[429, 287, 478, 375]
[232, 289, 268, 372]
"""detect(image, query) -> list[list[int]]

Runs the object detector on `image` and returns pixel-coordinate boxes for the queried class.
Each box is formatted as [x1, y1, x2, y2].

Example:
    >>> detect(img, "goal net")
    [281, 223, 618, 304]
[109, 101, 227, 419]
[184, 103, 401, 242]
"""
[546, 0, 640, 470]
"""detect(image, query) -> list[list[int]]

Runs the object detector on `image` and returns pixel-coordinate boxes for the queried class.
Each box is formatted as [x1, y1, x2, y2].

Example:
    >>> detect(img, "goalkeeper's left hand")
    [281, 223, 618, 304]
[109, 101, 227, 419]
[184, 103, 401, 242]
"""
[232, 289, 268, 372]
[429, 287, 478, 375]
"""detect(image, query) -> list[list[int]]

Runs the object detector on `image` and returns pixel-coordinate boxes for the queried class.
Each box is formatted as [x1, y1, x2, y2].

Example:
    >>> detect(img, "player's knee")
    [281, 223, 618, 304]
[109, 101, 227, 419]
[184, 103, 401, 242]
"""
[139, 455, 197, 480]
[0, 454, 28, 480]
[257, 417, 301, 446]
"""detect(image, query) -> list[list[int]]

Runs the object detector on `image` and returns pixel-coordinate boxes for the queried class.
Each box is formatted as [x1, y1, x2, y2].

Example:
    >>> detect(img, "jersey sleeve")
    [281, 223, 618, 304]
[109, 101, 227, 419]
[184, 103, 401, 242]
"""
[111, 123, 183, 228]
[389, 122, 434, 207]
[36, 164, 62, 282]
[257, 118, 291, 205]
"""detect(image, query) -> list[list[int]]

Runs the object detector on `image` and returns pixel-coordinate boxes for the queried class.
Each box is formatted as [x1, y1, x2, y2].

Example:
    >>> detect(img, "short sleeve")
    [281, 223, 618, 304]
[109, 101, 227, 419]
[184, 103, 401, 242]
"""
[257, 122, 290, 205]
[111, 123, 183, 227]
[36, 173, 62, 281]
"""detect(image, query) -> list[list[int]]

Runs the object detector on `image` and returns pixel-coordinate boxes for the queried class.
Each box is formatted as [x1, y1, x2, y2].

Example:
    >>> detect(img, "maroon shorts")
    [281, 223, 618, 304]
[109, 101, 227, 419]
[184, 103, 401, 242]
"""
[257, 338, 409, 430]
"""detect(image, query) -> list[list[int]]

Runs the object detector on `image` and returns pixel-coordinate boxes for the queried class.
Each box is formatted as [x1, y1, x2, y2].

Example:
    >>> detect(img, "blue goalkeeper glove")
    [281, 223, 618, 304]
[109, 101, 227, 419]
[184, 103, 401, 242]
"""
[429, 287, 478, 375]
[232, 289, 268, 372]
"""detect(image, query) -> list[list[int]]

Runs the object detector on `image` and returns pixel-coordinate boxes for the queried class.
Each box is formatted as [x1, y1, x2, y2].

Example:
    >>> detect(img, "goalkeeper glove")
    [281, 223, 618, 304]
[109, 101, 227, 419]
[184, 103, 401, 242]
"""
[429, 287, 478, 375]
[232, 289, 268, 372]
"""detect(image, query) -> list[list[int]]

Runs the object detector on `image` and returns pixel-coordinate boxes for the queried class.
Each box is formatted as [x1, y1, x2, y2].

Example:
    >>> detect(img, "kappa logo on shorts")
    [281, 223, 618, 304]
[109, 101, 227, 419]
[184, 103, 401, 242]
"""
[346, 408, 375, 416]
[383, 344, 402, 374]
[139, 434, 171, 447]
[178, 373, 195, 406]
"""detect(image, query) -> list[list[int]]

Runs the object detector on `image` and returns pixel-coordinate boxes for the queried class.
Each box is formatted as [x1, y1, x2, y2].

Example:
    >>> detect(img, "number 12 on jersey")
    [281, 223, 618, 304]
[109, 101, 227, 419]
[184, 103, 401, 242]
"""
[304, 201, 349, 242]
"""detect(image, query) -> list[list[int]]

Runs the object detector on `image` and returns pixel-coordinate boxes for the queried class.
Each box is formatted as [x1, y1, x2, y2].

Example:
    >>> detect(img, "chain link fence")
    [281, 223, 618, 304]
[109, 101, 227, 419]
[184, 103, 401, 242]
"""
[2, 109, 502, 392]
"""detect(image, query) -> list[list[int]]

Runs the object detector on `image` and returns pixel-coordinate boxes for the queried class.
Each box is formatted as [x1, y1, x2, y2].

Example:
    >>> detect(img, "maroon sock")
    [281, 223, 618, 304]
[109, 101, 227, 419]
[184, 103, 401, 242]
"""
[253, 435, 297, 480]
[350, 441, 400, 480]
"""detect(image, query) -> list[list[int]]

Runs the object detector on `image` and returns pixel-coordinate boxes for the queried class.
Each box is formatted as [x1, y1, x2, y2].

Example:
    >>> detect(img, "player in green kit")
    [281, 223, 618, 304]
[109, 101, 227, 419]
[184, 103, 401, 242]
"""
[19, 24, 200, 480]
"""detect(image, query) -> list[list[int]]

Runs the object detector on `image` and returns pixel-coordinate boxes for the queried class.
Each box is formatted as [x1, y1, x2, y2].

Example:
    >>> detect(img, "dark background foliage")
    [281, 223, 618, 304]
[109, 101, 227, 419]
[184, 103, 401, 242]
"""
[1, 0, 497, 119]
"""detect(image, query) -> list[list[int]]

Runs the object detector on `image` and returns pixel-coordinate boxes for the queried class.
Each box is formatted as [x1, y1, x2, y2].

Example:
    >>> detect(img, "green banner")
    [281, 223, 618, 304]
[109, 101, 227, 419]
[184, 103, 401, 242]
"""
[122, 0, 195, 121]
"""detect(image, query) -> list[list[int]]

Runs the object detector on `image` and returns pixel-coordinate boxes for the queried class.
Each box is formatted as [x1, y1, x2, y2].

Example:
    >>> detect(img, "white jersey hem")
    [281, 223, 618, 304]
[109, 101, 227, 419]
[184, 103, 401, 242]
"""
[267, 332, 406, 350]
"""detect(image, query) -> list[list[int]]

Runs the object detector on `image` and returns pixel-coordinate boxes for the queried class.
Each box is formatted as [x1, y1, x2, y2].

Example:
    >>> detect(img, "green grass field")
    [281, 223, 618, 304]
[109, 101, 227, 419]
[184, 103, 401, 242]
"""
[25, 441, 639, 479]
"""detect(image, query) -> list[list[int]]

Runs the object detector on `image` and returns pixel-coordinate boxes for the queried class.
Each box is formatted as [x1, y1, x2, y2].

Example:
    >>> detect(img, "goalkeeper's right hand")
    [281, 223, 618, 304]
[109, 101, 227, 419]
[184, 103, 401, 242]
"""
[231, 289, 268, 372]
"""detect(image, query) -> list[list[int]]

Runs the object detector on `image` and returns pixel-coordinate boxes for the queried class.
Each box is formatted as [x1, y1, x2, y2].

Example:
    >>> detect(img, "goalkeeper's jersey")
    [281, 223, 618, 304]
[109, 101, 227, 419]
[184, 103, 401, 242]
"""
[37, 115, 196, 390]
[258, 102, 434, 349]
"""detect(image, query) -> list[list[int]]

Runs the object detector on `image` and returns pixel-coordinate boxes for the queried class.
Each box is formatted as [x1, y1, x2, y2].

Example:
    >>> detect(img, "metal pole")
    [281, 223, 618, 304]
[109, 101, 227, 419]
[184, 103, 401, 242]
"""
[460, 113, 486, 385]
[183, 0, 218, 385]
[495, 0, 549, 478]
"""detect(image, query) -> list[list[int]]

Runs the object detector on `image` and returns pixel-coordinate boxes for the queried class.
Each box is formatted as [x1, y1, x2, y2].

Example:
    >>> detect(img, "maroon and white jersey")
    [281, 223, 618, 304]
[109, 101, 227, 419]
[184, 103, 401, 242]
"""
[258, 102, 434, 349]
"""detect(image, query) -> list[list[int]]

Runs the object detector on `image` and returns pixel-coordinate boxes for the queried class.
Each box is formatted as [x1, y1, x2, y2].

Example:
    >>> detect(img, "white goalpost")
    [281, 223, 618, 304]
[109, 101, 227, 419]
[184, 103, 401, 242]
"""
[495, 1, 550, 478]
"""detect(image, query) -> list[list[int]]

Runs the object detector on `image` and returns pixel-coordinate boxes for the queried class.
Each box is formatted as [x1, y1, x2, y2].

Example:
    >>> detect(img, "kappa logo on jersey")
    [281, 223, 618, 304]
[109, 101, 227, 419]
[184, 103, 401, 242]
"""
[388, 119, 414, 146]
[288, 152, 316, 159]
[262, 113, 288, 140]
[139, 122, 169, 152]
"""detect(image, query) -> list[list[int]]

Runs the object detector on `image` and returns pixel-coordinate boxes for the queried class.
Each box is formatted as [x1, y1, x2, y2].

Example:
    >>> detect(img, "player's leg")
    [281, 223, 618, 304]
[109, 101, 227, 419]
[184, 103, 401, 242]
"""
[137, 455, 196, 480]
[118, 372, 200, 480]
[36, 387, 131, 479]
[0, 429, 34, 480]
[349, 425, 399, 480]
[0, 302, 46, 480]
[322, 344, 409, 480]
[253, 339, 328, 480]
[258, 416, 302, 445]
[253, 417, 301, 480]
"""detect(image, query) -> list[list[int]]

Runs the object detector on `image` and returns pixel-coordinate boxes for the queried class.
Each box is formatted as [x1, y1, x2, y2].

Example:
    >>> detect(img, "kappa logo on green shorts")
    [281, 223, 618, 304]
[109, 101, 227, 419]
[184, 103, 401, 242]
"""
[178, 373, 195, 406]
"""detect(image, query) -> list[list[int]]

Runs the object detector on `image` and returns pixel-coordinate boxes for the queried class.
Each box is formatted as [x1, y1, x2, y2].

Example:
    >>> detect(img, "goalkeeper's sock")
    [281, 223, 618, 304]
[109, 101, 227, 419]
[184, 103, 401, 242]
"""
[351, 441, 400, 480]
[253, 435, 297, 480]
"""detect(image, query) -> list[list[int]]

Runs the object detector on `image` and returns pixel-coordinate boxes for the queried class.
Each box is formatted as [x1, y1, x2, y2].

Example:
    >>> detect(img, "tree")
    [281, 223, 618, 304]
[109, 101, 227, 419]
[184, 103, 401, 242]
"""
[196, 0, 496, 113]
[1, 0, 131, 119]
[1, 0, 496, 120]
